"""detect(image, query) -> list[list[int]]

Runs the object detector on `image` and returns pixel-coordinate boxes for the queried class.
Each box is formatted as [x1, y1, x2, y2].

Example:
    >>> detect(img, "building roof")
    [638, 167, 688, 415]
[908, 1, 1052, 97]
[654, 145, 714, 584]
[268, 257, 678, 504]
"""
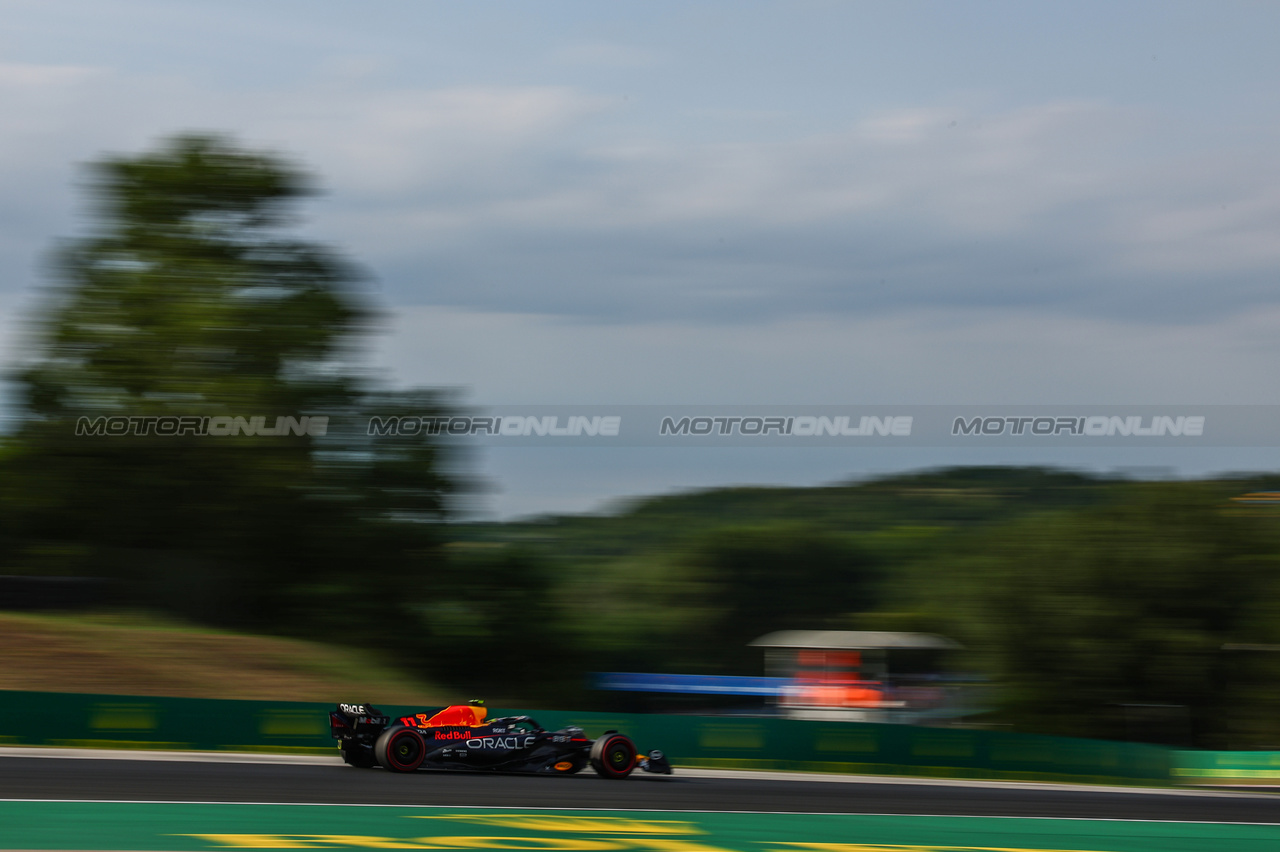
[749, 630, 961, 650]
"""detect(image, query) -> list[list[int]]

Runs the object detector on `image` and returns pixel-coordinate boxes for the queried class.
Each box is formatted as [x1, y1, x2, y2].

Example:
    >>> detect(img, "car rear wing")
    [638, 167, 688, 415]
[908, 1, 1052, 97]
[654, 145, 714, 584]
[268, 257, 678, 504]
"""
[329, 702, 390, 739]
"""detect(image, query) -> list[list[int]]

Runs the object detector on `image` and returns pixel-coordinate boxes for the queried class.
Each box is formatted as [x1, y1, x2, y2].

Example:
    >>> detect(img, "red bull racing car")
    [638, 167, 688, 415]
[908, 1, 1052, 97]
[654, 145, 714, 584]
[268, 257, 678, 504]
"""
[329, 700, 672, 779]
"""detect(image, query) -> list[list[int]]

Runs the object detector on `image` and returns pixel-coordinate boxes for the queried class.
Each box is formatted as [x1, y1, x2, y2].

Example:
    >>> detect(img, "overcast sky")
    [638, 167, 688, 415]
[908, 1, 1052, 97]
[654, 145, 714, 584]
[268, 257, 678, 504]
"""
[4, 1, 1280, 516]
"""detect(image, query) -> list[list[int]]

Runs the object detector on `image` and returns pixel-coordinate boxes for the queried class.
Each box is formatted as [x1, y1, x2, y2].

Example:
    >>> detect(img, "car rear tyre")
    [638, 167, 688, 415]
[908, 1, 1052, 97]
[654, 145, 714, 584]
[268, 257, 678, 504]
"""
[376, 727, 426, 772]
[589, 733, 636, 779]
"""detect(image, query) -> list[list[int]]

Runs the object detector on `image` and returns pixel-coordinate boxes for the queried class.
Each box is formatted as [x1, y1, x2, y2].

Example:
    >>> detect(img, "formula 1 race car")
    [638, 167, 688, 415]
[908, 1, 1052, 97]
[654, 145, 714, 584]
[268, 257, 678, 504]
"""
[329, 700, 672, 779]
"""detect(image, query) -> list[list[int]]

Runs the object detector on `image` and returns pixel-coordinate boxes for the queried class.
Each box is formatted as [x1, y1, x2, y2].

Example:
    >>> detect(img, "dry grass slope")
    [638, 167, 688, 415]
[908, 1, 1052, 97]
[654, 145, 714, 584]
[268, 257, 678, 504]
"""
[0, 611, 447, 703]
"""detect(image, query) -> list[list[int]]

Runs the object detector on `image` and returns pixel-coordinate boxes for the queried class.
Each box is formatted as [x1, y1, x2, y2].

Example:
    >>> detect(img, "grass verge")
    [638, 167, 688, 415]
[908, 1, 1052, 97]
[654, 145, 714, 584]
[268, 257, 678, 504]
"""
[0, 610, 446, 703]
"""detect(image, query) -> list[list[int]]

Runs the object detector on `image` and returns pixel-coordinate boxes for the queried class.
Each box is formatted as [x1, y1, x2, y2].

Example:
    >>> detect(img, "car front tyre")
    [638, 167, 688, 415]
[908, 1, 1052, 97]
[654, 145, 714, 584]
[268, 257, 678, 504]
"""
[589, 733, 637, 779]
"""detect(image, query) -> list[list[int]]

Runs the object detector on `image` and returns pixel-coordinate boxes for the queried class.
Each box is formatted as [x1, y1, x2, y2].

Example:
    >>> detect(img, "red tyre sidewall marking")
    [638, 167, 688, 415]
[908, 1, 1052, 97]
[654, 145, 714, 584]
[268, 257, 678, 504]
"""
[386, 729, 425, 771]
[602, 735, 635, 777]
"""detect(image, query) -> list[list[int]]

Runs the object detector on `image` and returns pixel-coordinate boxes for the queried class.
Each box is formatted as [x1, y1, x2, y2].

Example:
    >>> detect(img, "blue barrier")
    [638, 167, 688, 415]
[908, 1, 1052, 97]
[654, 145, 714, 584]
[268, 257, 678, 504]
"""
[593, 673, 787, 695]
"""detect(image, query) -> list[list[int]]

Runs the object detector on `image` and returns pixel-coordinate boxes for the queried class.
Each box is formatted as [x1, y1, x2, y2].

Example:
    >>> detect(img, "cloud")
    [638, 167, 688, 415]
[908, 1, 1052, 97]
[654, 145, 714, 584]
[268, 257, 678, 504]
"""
[0, 67, 609, 292]
[313, 99, 1125, 233]
[2, 59, 1279, 330]
[0, 62, 100, 87]
[1112, 159, 1280, 276]
[304, 96, 1280, 324]
[551, 41, 661, 68]
[273, 85, 610, 198]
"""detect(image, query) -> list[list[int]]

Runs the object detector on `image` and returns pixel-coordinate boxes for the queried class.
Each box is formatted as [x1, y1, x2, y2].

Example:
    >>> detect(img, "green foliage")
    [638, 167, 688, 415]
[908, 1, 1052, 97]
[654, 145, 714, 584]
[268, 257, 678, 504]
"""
[23, 134, 366, 417]
[6, 134, 451, 635]
[414, 546, 577, 700]
[675, 525, 880, 671]
[455, 467, 1123, 686]
[458, 469, 1280, 745]
[908, 483, 1280, 746]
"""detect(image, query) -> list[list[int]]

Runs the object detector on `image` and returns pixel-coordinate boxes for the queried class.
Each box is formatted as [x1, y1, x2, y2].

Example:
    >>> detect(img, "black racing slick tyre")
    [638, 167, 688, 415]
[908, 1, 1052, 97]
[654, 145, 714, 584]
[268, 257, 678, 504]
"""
[589, 733, 637, 779]
[376, 727, 426, 772]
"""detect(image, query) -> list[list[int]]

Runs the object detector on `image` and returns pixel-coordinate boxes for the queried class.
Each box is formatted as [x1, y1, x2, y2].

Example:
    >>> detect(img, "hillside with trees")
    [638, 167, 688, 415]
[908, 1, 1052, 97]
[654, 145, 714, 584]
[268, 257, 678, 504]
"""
[449, 469, 1280, 748]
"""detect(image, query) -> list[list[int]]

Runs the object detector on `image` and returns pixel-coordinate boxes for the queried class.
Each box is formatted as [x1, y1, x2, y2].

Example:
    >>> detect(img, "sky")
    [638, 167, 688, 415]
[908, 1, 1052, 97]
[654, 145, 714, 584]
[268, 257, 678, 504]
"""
[4, 1, 1280, 516]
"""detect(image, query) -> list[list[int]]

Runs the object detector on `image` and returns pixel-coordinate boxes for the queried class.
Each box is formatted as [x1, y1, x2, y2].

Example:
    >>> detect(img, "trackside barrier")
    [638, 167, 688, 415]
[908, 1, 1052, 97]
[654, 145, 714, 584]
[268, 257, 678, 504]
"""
[0, 690, 1171, 783]
[517, 709, 1172, 784]
[0, 691, 335, 753]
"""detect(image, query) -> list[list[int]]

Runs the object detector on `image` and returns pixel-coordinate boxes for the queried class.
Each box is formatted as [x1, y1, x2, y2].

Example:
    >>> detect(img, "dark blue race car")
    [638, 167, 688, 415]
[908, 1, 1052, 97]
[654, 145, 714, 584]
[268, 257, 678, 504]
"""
[329, 700, 672, 779]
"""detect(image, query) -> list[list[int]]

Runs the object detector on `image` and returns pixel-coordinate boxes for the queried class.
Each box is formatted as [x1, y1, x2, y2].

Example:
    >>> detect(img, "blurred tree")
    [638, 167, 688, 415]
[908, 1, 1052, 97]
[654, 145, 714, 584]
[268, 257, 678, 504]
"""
[416, 546, 576, 699]
[560, 523, 880, 677]
[678, 524, 881, 672]
[918, 484, 1280, 747]
[8, 134, 453, 635]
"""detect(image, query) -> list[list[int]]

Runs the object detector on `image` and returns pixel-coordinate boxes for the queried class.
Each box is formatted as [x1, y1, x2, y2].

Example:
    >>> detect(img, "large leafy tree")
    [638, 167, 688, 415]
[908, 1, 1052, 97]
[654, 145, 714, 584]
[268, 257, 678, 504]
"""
[26, 134, 364, 411]
[9, 134, 452, 632]
[917, 484, 1280, 747]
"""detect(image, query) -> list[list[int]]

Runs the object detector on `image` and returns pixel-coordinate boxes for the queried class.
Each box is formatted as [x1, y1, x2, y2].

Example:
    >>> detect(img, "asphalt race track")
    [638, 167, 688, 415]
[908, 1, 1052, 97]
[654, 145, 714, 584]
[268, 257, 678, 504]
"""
[0, 750, 1276, 823]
